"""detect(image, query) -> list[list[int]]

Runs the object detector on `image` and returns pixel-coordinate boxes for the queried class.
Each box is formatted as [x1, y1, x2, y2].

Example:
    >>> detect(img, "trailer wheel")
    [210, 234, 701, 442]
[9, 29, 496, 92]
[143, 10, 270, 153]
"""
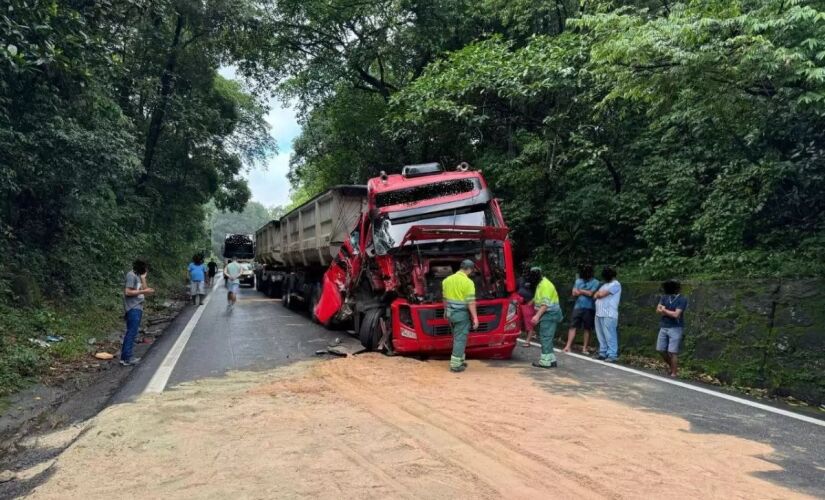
[359, 308, 383, 351]
[271, 281, 283, 299]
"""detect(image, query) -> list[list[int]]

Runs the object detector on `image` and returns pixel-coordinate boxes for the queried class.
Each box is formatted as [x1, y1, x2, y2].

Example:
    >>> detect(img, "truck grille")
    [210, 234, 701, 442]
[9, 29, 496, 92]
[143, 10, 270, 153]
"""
[417, 304, 504, 336]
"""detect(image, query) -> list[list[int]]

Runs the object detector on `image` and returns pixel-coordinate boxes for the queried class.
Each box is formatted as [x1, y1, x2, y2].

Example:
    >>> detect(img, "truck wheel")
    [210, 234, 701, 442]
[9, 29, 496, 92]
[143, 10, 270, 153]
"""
[353, 310, 362, 337]
[282, 281, 292, 308]
[359, 308, 383, 351]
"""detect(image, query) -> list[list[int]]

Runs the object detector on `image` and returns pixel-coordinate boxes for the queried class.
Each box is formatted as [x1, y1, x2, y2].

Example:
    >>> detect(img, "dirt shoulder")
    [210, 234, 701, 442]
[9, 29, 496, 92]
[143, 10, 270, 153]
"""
[0, 299, 186, 497]
[26, 354, 812, 499]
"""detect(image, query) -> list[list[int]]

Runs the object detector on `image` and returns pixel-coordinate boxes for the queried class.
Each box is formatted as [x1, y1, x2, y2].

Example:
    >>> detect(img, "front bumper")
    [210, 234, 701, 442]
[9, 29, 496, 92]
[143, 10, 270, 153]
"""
[390, 298, 521, 359]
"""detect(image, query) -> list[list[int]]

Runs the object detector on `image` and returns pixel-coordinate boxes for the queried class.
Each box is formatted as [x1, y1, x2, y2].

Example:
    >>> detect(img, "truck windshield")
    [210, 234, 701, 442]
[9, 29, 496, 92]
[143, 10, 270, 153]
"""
[373, 206, 495, 255]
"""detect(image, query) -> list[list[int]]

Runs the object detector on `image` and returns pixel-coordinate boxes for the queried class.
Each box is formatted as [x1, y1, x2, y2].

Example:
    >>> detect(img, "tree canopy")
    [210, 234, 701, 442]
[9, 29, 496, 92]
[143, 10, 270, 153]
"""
[277, 0, 825, 277]
[1, 0, 275, 297]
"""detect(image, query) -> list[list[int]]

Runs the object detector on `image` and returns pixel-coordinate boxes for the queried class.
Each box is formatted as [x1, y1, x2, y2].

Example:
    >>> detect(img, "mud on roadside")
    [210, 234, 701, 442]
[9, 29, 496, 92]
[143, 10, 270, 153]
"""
[0, 298, 187, 498]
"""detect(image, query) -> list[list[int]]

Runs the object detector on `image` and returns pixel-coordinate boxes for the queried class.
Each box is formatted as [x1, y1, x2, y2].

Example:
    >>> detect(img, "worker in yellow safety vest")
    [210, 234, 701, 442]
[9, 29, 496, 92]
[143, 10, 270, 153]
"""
[529, 266, 564, 368]
[442, 259, 479, 372]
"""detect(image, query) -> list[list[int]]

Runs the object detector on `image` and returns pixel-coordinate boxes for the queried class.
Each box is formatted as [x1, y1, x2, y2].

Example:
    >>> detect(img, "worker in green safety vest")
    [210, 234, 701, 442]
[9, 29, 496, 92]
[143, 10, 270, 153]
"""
[442, 259, 479, 373]
[529, 266, 564, 369]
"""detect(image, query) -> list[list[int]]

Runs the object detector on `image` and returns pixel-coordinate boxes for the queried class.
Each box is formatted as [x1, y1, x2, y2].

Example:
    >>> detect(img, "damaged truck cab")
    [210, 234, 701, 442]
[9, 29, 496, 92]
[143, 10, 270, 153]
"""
[315, 162, 522, 359]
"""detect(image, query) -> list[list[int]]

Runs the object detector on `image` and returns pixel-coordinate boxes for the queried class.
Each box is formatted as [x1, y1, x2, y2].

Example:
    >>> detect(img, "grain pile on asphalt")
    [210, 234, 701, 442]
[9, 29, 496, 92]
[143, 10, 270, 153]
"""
[30, 354, 808, 499]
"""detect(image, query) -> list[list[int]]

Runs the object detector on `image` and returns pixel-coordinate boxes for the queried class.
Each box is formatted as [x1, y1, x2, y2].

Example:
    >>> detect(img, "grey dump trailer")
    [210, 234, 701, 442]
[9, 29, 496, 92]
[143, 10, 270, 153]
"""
[255, 185, 367, 309]
[254, 220, 286, 297]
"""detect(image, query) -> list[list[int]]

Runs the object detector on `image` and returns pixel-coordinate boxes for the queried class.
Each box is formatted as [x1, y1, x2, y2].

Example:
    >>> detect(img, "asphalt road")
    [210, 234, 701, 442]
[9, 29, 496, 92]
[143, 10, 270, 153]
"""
[114, 282, 359, 402]
[114, 283, 825, 497]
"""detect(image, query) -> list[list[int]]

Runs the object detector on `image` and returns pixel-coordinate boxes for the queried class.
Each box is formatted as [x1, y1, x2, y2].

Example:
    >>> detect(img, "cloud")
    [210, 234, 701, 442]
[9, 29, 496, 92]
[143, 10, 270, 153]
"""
[219, 65, 302, 208]
[247, 150, 293, 208]
[247, 99, 301, 208]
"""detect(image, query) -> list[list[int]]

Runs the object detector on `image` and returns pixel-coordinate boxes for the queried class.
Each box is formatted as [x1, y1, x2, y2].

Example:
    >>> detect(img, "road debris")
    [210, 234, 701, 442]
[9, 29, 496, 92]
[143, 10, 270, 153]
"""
[0, 470, 16, 483]
[315, 346, 347, 357]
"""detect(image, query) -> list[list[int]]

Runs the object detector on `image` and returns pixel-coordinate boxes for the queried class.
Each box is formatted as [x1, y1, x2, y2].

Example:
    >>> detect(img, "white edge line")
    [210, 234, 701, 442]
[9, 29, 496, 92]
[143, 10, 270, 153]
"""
[516, 339, 825, 428]
[143, 280, 221, 394]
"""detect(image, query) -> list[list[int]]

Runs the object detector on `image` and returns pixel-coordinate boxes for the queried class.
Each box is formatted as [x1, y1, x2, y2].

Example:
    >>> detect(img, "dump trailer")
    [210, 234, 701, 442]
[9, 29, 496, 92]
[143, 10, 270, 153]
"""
[312, 162, 522, 359]
[277, 186, 369, 311]
[223, 233, 255, 286]
[222, 233, 254, 261]
[254, 220, 287, 297]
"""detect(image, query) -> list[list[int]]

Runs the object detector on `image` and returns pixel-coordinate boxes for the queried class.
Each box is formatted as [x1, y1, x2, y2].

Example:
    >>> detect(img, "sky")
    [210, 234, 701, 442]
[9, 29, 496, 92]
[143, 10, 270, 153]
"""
[219, 67, 301, 208]
[249, 102, 302, 208]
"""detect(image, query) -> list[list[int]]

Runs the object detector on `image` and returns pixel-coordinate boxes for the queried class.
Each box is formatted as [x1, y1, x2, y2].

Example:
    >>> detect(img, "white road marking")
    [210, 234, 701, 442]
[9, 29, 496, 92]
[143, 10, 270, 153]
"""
[144, 280, 221, 394]
[516, 338, 825, 427]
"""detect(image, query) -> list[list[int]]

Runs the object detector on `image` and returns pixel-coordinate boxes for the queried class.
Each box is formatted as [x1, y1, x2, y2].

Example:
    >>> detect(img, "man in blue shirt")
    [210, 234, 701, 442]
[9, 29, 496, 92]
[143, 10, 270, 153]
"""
[656, 279, 688, 377]
[187, 254, 207, 306]
[594, 267, 622, 362]
[563, 265, 599, 354]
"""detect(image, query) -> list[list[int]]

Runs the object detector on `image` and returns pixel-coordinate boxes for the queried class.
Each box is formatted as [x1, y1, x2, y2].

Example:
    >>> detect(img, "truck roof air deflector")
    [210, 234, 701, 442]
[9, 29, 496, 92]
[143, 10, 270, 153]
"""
[402, 163, 443, 178]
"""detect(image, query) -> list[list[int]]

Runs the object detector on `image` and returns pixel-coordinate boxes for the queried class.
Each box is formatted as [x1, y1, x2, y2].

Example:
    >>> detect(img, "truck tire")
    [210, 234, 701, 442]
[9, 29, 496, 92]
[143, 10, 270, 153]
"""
[271, 281, 283, 299]
[282, 280, 292, 309]
[359, 308, 383, 351]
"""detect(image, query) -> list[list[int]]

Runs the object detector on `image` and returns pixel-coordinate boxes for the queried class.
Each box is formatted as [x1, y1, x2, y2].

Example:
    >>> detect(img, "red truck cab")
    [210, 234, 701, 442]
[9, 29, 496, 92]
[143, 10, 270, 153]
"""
[315, 163, 522, 359]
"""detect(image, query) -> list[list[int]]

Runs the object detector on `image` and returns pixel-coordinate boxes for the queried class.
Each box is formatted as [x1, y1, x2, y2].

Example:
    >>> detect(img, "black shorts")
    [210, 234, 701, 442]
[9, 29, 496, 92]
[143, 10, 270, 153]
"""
[570, 308, 595, 330]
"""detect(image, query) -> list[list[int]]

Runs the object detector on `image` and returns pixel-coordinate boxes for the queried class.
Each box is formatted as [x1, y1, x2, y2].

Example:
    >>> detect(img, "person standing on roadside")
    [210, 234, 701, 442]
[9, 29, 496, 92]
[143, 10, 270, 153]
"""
[656, 279, 688, 377]
[206, 259, 218, 286]
[188, 254, 207, 306]
[530, 267, 563, 369]
[564, 265, 599, 354]
[517, 263, 537, 347]
[224, 259, 242, 309]
[122, 260, 155, 366]
[593, 267, 622, 362]
[442, 259, 479, 373]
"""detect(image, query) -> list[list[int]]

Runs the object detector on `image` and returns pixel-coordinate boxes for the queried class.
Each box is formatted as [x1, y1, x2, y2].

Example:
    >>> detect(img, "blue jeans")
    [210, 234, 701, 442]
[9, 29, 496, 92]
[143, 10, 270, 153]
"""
[595, 316, 619, 359]
[122, 308, 143, 361]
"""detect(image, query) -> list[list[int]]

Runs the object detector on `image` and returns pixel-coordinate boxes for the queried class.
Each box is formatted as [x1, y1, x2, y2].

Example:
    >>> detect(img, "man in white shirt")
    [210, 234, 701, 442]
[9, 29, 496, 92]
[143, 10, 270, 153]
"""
[593, 267, 622, 362]
[224, 259, 242, 309]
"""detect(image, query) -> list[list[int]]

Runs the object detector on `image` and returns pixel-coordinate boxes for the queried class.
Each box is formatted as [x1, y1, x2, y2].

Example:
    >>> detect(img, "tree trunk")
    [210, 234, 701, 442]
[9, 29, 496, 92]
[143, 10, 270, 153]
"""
[141, 13, 185, 183]
[604, 157, 622, 194]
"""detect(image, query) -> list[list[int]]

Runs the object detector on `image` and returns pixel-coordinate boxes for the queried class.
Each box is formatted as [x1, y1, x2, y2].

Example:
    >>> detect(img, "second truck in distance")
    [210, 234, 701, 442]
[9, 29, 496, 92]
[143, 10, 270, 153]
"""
[254, 162, 521, 359]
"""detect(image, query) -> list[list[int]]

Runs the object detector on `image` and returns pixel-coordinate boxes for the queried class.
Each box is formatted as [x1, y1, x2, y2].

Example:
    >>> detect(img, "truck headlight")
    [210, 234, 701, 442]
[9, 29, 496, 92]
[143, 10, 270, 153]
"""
[506, 302, 517, 322]
[504, 301, 520, 332]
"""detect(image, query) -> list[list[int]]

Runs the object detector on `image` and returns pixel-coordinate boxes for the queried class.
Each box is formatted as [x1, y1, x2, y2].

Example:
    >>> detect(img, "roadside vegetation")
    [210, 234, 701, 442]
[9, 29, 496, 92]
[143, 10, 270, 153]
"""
[0, 0, 274, 395]
[269, 0, 825, 277]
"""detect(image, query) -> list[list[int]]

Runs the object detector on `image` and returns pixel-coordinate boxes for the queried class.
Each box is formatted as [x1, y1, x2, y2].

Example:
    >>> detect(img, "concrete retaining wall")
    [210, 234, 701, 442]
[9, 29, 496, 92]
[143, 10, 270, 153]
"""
[555, 279, 825, 405]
